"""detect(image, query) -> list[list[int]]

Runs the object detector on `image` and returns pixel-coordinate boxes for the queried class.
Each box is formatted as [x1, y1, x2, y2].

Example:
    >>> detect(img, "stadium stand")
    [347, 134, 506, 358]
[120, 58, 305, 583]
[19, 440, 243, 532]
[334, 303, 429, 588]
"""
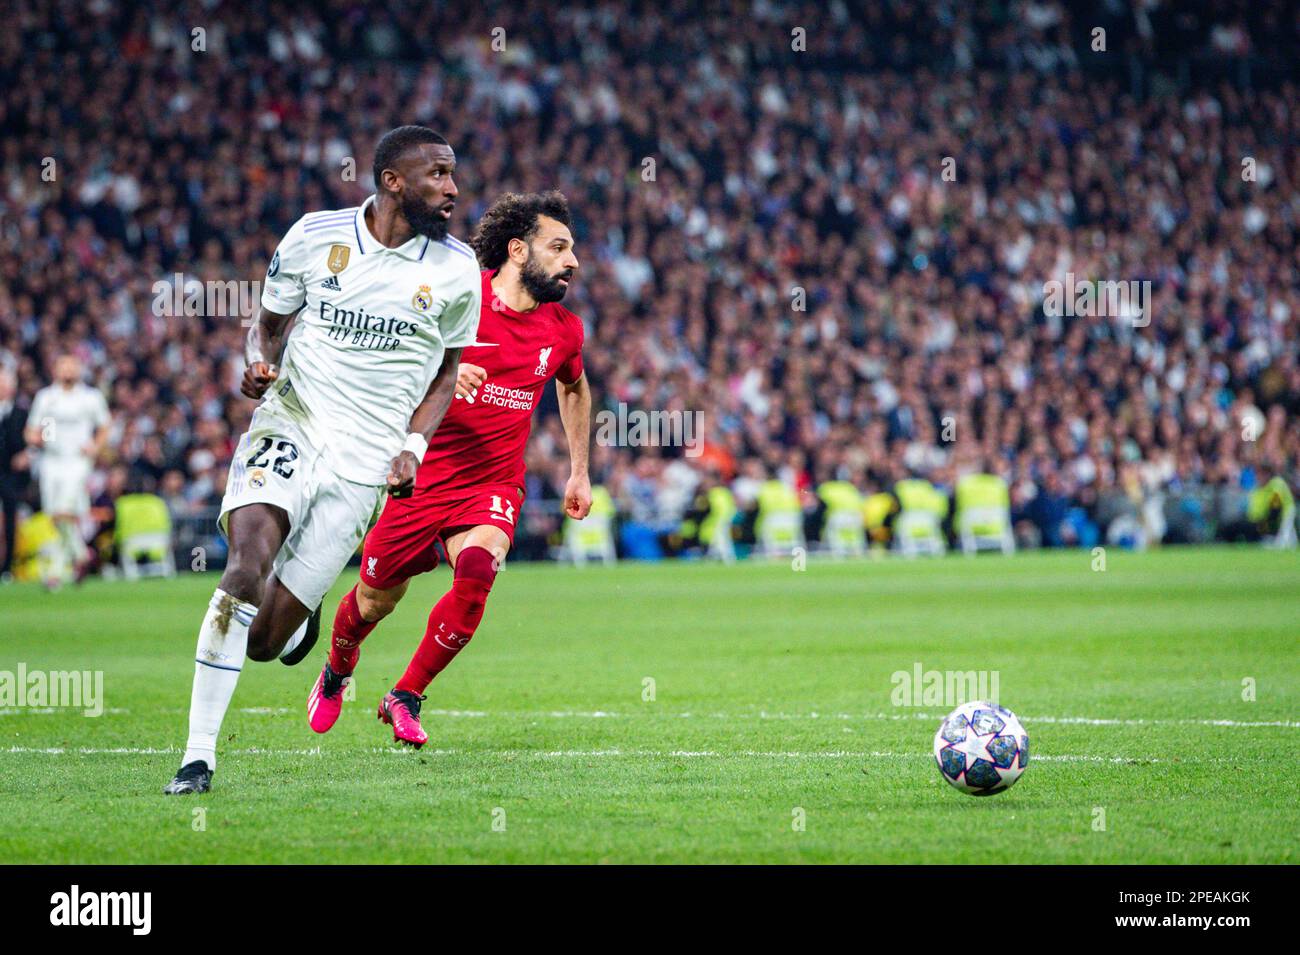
[1, 0, 1297, 571]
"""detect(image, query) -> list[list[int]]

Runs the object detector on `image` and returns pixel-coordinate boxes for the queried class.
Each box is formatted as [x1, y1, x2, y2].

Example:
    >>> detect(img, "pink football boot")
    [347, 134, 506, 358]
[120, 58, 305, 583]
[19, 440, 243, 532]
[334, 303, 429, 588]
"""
[307, 663, 351, 734]
[377, 689, 428, 748]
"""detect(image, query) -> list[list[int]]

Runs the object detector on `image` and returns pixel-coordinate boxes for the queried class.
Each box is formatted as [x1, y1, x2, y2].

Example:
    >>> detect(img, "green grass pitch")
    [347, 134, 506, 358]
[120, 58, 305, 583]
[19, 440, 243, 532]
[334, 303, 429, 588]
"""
[1, 546, 1296, 863]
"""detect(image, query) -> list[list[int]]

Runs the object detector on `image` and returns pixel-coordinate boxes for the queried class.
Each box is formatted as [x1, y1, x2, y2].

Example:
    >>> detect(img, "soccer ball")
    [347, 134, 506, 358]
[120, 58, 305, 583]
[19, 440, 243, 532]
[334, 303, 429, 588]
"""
[933, 701, 1029, 796]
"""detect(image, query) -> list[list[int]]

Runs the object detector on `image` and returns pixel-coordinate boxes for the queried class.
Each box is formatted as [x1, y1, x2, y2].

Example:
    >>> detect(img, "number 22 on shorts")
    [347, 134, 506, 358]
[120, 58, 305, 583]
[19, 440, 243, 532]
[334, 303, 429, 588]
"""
[246, 436, 299, 479]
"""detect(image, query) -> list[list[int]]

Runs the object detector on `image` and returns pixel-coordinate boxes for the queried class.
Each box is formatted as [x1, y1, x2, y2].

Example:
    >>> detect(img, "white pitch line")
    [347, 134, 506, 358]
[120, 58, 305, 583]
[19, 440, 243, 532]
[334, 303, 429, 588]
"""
[1008, 715, 1300, 729]
[0, 745, 1176, 763]
[5, 707, 1294, 730]
[420, 709, 1300, 729]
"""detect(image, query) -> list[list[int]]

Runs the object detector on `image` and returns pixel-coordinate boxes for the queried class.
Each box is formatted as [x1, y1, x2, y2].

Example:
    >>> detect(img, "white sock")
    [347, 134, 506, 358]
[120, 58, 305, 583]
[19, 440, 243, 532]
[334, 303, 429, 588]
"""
[181, 589, 255, 771]
[278, 614, 311, 660]
[44, 536, 68, 583]
[51, 522, 78, 582]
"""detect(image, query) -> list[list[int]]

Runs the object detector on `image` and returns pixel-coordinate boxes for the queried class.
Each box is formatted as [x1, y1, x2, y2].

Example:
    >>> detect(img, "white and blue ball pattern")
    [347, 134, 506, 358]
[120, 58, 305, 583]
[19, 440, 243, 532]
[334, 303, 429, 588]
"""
[933, 701, 1029, 795]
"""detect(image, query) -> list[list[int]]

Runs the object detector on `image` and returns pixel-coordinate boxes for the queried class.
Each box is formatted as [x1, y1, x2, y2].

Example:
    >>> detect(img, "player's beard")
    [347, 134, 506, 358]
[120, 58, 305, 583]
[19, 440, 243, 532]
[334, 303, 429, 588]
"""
[400, 191, 451, 241]
[520, 252, 573, 304]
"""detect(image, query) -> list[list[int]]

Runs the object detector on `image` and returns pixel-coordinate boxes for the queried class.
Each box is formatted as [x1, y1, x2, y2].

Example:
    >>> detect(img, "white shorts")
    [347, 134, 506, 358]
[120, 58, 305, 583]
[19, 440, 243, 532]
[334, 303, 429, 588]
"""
[220, 404, 384, 610]
[39, 457, 92, 516]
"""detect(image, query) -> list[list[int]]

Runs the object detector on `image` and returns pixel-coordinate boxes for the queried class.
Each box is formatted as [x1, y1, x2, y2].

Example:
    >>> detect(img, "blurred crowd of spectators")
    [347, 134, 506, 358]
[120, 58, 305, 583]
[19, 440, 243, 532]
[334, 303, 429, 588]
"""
[1, 0, 1297, 566]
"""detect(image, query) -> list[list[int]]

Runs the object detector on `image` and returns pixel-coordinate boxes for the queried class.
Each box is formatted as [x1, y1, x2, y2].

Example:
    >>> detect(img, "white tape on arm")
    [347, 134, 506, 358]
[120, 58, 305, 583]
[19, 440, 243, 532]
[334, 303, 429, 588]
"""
[402, 432, 428, 461]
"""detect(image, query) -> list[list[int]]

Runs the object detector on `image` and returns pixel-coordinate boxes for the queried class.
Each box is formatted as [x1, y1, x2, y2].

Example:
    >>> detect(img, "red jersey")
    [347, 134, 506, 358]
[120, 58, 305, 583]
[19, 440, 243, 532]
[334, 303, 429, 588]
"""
[418, 269, 584, 493]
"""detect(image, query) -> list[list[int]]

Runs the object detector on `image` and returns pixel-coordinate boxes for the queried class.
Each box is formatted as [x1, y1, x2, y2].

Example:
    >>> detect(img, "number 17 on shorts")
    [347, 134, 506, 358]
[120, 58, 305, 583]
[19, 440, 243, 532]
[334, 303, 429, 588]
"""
[488, 494, 515, 525]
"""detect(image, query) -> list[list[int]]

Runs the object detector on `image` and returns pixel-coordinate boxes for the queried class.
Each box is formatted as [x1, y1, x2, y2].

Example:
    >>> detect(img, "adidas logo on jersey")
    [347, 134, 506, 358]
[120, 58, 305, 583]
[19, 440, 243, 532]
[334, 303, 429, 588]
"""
[320, 275, 342, 291]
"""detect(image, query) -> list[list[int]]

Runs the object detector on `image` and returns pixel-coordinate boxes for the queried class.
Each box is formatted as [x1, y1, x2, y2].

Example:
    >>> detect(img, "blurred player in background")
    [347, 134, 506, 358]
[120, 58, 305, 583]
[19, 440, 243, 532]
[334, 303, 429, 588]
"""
[307, 191, 591, 746]
[0, 365, 31, 581]
[23, 355, 110, 588]
[163, 126, 482, 794]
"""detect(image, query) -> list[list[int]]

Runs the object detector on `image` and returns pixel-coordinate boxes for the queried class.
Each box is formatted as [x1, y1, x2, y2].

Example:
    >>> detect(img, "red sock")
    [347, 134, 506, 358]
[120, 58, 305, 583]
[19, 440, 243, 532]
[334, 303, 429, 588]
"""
[328, 585, 379, 676]
[395, 546, 497, 696]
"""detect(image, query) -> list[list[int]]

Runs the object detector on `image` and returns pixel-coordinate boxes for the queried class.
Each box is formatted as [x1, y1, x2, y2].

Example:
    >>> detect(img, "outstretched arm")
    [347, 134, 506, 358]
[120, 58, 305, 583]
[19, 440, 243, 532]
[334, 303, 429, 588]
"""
[386, 347, 463, 498]
[557, 373, 592, 519]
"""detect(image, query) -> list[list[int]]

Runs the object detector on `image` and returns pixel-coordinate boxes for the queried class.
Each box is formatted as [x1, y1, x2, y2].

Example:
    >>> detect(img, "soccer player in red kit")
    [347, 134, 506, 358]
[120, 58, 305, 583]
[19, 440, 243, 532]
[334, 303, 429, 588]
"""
[306, 191, 592, 746]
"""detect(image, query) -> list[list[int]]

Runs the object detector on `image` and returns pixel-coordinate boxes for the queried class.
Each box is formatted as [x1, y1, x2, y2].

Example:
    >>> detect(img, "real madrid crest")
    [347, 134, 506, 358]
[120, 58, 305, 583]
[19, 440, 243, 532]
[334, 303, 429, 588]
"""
[412, 284, 433, 311]
[327, 244, 351, 274]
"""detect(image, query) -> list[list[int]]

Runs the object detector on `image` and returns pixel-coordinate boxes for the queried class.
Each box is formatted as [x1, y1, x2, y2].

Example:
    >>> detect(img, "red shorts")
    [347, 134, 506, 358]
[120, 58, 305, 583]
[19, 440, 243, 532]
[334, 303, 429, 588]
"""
[360, 482, 523, 590]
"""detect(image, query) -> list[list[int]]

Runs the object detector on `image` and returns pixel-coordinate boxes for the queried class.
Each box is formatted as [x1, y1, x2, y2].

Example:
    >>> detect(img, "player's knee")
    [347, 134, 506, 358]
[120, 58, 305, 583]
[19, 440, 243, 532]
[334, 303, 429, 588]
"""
[356, 583, 403, 622]
[219, 561, 265, 606]
[455, 545, 500, 584]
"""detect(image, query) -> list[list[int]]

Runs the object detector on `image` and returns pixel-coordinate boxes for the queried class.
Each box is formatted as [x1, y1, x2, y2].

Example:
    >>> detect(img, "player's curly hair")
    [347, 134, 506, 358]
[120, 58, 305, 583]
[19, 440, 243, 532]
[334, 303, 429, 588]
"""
[471, 191, 572, 269]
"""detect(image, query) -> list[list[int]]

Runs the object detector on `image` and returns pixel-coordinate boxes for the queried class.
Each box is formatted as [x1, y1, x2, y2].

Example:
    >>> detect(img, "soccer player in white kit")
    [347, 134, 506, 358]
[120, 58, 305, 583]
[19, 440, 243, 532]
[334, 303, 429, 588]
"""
[164, 126, 482, 794]
[24, 354, 111, 587]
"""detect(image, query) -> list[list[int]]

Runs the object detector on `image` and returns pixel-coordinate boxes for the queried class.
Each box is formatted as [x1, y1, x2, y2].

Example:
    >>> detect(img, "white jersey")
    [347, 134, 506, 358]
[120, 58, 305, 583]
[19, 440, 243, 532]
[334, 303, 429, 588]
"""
[28, 383, 109, 462]
[259, 195, 481, 485]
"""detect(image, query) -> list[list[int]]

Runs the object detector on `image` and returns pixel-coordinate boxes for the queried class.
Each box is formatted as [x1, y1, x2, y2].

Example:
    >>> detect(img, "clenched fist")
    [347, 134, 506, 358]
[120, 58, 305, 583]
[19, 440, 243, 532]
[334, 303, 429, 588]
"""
[564, 473, 592, 519]
[386, 449, 419, 498]
[241, 362, 278, 399]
